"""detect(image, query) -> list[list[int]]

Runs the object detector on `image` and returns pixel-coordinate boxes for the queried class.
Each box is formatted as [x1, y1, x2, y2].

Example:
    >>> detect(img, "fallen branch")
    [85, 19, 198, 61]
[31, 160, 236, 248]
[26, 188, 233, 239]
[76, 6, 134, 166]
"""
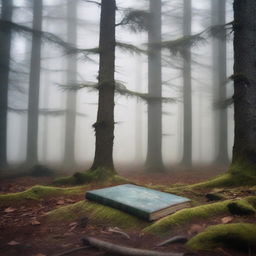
[156, 236, 188, 247]
[82, 236, 184, 256]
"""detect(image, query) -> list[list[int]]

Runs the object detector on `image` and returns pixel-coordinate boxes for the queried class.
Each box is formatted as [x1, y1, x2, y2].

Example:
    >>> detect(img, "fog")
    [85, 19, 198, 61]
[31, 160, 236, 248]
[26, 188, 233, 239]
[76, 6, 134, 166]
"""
[4, 0, 234, 170]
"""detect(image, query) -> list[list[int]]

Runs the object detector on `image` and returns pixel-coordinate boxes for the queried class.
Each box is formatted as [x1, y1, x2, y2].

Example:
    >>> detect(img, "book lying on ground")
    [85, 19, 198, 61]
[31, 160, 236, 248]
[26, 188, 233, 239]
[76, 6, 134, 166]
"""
[85, 184, 191, 221]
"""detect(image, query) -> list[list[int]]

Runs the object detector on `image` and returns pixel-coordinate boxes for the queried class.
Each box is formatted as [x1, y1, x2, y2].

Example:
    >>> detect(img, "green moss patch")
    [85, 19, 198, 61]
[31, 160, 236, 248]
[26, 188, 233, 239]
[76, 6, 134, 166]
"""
[0, 185, 82, 207]
[46, 200, 148, 230]
[143, 197, 256, 236]
[190, 163, 256, 189]
[187, 223, 256, 251]
[53, 167, 130, 186]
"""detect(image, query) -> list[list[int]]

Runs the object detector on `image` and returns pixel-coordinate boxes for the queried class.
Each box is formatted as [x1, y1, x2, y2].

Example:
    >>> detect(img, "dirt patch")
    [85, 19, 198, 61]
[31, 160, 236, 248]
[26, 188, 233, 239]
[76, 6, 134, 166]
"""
[0, 167, 254, 256]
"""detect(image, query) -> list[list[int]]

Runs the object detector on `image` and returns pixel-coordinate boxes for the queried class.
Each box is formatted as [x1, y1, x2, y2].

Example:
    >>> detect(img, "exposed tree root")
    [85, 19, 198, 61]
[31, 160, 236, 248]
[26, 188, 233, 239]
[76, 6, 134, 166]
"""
[82, 236, 186, 256]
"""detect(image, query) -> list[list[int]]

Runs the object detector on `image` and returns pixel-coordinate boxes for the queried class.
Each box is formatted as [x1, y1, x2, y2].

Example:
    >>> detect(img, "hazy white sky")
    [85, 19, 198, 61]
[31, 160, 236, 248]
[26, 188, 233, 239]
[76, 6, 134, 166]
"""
[8, 0, 234, 167]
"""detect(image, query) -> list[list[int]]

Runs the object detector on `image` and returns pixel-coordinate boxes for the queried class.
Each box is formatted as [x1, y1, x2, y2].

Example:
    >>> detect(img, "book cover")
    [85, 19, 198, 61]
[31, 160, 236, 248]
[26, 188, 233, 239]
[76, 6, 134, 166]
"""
[85, 184, 191, 221]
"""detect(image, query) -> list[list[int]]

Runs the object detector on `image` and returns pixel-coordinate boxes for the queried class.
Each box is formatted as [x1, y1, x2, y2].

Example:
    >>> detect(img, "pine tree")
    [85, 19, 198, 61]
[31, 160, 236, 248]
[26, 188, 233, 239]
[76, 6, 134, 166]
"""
[26, 0, 43, 165]
[181, 0, 192, 166]
[212, 0, 229, 164]
[64, 0, 78, 167]
[0, 0, 13, 167]
[91, 0, 116, 171]
[232, 0, 256, 167]
[145, 0, 164, 172]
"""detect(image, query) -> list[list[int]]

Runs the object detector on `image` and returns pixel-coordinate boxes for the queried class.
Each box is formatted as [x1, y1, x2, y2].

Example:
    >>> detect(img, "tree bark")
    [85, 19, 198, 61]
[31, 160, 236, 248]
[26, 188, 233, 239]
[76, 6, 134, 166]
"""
[232, 0, 256, 165]
[26, 0, 43, 165]
[181, 0, 192, 166]
[64, 0, 78, 167]
[91, 0, 116, 171]
[212, 0, 229, 165]
[145, 0, 164, 172]
[0, 0, 13, 167]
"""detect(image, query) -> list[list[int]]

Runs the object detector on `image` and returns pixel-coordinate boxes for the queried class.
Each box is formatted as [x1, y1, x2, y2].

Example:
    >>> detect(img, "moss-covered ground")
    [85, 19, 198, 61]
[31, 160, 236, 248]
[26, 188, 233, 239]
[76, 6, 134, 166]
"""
[1, 165, 256, 255]
[53, 167, 130, 186]
[187, 223, 256, 251]
[0, 185, 83, 207]
[189, 162, 256, 189]
[143, 196, 256, 236]
[46, 200, 148, 230]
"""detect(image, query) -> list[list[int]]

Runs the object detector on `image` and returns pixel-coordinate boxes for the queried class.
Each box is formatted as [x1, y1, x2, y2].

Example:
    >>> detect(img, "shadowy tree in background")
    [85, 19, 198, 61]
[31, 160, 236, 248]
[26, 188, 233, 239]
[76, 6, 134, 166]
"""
[0, 0, 13, 167]
[26, 0, 43, 165]
[145, 0, 164, 172]
[232, 0, 256, 168]
[212, 0, 229, 165]
[91, 0, 116, 171]
[64, 0, 78, 167]
[181, 0, 192, 166]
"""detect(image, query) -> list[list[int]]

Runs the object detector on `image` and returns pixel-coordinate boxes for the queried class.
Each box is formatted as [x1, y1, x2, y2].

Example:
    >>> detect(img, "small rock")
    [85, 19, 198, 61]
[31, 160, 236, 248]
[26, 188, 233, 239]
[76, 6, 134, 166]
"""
[69, 222, 77, 227]
[8, 240, 20, 246]
[4, 207, 17, 213]
[221, 216, 233, 224]
[188, 224, 205, 235]
[56, 200, 65, 205]
[31, 220, 41, 225]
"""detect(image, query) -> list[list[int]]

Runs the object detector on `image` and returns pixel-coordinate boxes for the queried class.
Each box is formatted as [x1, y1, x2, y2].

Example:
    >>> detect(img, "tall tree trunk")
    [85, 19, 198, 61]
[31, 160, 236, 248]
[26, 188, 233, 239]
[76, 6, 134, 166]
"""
[64, 0, 78, 167]
[135, 57, 143, 163]
[0, 0, 13, 167]
[145, 0, 164, 172]
[232, 0, 256, 166]
[26, 0, 43, 165]
[181, 0, 192, 166]
[91, 0, 116, 171]
[212, 0, 229, 164]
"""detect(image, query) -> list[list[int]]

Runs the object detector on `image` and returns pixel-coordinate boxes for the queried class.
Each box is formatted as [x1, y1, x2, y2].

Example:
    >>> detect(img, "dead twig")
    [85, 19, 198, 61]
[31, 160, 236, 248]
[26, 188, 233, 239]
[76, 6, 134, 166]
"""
[108, 227, 131, 239]
[156, 236, 188, 247]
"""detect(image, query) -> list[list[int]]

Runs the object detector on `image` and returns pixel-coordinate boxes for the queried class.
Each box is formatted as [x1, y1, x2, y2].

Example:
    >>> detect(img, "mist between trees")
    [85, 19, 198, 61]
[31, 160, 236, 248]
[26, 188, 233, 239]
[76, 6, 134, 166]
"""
[0, 0, 235, 171]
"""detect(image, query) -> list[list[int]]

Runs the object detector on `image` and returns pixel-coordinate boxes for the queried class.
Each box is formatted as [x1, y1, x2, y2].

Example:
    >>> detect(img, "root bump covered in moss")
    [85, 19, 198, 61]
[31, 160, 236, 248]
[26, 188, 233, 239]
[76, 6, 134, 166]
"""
[46, 200, 148, 230]
[0, 185, 82, 207]
[186, 223, 256, 251]
[143, 197, 256, 236]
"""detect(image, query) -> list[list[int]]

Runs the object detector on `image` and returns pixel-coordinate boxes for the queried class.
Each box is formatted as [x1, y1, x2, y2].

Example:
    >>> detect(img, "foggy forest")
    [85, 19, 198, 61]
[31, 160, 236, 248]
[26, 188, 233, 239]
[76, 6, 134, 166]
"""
[0, 0, 256, 255]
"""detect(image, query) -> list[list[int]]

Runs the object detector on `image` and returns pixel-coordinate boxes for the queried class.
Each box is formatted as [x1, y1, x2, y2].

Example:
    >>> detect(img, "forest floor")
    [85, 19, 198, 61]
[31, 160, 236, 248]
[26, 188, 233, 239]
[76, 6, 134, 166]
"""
[0, 165, 255, 256]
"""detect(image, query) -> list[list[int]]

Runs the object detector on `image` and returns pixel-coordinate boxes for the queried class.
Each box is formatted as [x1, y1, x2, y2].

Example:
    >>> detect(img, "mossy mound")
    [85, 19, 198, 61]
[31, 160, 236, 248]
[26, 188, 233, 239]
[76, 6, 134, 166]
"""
[143, 197, 256, 236]
[0, 185, 82, 207]
[46, 200, 148, 230]
[190, 162, 256, 189]
[187, 223, 256, 251]
[53, 167, 130, 186]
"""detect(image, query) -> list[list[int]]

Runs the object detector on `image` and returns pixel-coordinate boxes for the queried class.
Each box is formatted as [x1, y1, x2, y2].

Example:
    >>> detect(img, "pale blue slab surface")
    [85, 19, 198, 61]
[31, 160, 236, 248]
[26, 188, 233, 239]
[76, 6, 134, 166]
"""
[86, 184, 190, 214]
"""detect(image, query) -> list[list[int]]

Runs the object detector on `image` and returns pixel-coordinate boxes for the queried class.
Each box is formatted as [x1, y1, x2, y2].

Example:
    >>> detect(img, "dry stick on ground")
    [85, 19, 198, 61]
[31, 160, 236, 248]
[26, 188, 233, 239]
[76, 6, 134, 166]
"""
[82, 236, 185, 256]
[156, 236, 188, 247]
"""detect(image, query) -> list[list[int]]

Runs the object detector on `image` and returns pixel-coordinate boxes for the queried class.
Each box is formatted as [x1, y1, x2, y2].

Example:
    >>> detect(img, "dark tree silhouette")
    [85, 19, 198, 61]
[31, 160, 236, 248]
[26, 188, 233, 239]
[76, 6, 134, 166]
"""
[181, 0, 192, 166]
[64, 0, 78, 166]
[0, 0, 13, 167]
[91, 0, 116, 171]
[232, 0, 256, 166]
[145, 0, 164, 172]
[26, 0, 43, 165]
[212, 0, 229, 164]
